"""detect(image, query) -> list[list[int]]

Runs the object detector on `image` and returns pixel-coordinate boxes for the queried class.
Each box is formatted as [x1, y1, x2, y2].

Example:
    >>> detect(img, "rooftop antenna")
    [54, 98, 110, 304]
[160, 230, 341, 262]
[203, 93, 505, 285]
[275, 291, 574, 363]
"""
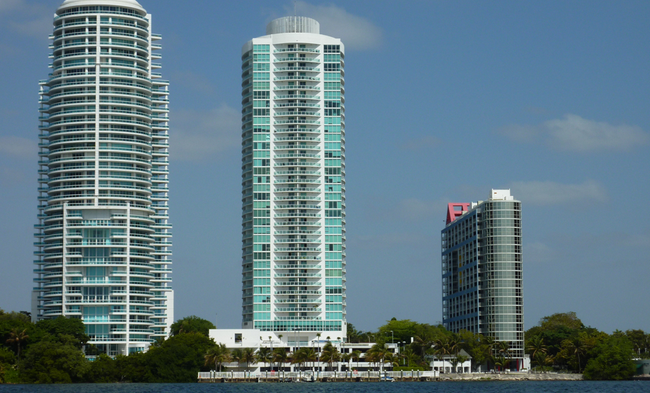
[294, 1, 297, 16]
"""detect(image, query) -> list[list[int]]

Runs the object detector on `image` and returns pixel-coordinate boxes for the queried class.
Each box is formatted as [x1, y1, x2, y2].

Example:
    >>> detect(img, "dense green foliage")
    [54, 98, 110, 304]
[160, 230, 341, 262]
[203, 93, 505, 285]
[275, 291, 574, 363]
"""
[169, 315, 216, 337]
[0, 311, 217, 384]
[583, 333, 636, 380]
[523, 312, 642, 380]
[1, 308, 645, 383]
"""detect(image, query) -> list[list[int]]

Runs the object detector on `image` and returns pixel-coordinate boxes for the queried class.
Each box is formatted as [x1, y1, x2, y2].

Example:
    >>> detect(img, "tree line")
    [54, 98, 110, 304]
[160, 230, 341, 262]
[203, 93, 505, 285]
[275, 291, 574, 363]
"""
[1, 308, 644, 383]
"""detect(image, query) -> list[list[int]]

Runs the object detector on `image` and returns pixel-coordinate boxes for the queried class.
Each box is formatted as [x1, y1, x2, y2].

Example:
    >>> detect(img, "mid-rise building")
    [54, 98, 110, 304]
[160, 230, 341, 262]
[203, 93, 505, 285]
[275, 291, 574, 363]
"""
[33, 0, 173, 356]
[240, 16, 347, 344]
[441, 190, 524, 369]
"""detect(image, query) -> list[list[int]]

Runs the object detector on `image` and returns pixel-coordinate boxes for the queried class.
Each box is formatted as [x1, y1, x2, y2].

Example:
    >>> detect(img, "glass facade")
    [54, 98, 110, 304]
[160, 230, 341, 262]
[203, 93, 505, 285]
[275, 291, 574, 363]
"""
[241, 18, 346, 337]
[34, 0, 173, 356]
[442, 193, 523, 362]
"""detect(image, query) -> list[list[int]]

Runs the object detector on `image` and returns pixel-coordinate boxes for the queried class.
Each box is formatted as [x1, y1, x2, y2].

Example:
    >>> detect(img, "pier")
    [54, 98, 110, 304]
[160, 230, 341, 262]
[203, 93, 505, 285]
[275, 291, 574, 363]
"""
[198, 370, 440, 383]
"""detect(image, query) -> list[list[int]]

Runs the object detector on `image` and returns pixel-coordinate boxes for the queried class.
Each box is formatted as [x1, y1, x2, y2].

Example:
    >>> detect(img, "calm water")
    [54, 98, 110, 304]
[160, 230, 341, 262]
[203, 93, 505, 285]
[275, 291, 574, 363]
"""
[1, 382, 650, 393]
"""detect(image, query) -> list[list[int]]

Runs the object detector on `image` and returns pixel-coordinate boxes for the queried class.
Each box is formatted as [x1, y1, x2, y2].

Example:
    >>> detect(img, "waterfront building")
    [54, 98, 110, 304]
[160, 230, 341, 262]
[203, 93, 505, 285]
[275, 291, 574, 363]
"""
[239, 16, 347, 344]
[33, 0, 173, 356]
[441, 190, 524, 369]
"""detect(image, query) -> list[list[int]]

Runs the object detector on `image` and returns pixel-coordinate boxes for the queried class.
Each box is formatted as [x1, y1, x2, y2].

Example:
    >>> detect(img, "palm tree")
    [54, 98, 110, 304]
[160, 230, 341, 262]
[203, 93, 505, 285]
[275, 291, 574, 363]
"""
[481, 335, 497, 371]
[350, 350, 362, 370]
[231, 348, 244, 366]
[272, 348, 288, 371]
[341, 351, 353, 371]
[493, 355, 507, 373]
[413, 335, 433, 359]
[526, 336, 547, 371]
[320, 342, 340, 371]
[242, 347, 256, 369]
[562, 335, 589, 373]
[367, 343, 390, 372]
[6, 328, 28, 363]
[401, 347, 417, 367]
[291, 347, 307, 371]
[496, 341, 511, 371]
[303, 347, 318, 372]
[256, 347, 272, 370]
[365, 350, 380, 371]
[205, 343, 231, 372]
[535, 352, 554, 373]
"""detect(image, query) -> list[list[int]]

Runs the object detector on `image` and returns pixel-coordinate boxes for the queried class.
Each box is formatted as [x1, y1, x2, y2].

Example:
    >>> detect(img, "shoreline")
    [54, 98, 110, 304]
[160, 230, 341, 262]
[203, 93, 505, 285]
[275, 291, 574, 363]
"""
[438, 372, 583, 381]
[197, 372, 585, 383]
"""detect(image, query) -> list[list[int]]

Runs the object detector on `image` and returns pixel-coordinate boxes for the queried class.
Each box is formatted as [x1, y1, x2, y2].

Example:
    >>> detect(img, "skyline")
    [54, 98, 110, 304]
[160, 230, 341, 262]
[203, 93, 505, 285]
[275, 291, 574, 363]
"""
[0, 0, 649, 334]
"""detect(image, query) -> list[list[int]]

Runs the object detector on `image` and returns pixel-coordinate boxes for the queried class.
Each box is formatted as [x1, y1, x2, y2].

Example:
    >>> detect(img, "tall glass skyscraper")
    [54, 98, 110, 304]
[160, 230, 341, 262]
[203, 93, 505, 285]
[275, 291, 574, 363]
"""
[240, 16, 347, 342]
[33, 0, 173, 356]
[442, 189, 524, 369]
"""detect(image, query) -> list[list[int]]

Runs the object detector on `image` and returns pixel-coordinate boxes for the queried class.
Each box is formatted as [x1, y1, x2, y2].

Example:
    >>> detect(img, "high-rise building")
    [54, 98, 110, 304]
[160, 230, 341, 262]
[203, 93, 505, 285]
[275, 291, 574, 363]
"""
[441, 189, 524, 369]
[240, 16, 347, 343]
[34, 0, 173, 356]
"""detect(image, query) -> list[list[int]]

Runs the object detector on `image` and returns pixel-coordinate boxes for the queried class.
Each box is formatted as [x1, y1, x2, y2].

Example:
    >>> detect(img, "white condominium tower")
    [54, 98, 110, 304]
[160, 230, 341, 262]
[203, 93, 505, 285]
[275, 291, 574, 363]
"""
[240, 17, 347, 343]
[34, 0, 173, 356]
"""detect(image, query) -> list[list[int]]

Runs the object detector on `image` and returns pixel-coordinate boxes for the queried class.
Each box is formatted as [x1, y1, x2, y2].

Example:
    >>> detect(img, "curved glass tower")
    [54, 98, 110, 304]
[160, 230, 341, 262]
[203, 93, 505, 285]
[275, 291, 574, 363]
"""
[442, 190, 523, 370]
[33, 0, 173, 356]
[241, 17, 347, 342]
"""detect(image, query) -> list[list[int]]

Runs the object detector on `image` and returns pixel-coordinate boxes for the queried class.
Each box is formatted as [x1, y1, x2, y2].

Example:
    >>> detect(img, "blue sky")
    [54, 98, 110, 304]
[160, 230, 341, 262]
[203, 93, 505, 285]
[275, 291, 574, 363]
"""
[0, 0, 649, 334]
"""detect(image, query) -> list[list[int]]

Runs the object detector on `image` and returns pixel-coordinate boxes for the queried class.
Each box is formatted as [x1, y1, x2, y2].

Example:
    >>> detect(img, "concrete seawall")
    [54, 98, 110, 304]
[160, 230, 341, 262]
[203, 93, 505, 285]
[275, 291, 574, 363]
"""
[440, 372, 583, 381]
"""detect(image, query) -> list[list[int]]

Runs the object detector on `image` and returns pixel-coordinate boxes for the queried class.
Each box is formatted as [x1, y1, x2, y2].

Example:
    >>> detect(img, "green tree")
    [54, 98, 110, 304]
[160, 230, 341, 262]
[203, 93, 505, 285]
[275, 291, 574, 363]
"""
[347, 323, 362, 343]
[350, 349, 362, 370]
[320, 342, 340, 371]
[34, 317, 88, 349]
[540, 312, 585, 331]
[583, 334, 635, 380]
[526, 335, 547, 369]
[625, 329, 647, 356]
[378, 319, 418, 344]
[231, 348, 244, 366]
[170, 316, 215, 337]
[453, 354, 469, 373]
[561, 333, 589, 373]
[205, 343, 231, 372]
[242, 347, 256, 368]
[145, 332, 216, 382]
[272, 348, 289, 371]
[84, 353, 118, 382]
[291, 347, 307, 371]
[5, 329, 28, 364]
[366, 343, 390, 371]
[20, 340, 89, 383]
[496, 341, 511, 371]
[256, 347, 272, 370]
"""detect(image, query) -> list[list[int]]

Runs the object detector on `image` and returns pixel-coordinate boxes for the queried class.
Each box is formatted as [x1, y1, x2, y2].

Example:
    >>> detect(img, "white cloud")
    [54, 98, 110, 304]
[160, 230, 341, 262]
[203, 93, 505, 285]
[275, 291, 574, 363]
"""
[545, 114, 649, 152]
[0, 136, 36, 159]
[170, 105, 240, 161]
[510, 180, 608, 206]
[499, 114, 649, 152]
[289, 1, 382, 50]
